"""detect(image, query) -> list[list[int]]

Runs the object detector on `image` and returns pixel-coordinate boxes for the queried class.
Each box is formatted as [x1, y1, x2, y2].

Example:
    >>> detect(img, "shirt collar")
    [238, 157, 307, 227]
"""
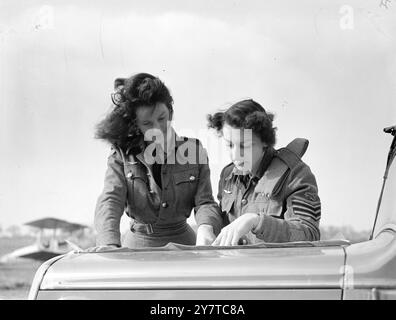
[225, 147, 276, 181]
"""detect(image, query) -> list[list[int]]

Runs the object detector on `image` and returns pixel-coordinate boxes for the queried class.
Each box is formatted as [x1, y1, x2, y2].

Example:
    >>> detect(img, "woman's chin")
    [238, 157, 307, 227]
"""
[234, 164, 251, 174]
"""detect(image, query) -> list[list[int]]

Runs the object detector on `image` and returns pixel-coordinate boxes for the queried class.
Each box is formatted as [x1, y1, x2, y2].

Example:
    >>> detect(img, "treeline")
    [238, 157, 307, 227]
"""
[1, 223, 371, 245]
[320, 225, 370, 244]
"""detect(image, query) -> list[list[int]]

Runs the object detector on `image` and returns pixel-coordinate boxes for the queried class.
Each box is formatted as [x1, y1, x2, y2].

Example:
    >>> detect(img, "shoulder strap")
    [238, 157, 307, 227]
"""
[287, 138, 309, 157]
[276, 138, 309, 169]
[255, 138, 309, 197]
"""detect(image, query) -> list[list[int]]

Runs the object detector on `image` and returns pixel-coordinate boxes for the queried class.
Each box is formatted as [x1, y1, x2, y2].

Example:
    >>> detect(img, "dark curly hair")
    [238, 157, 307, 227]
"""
[207, 99, 277, 147]
[95, 73, 174, 155]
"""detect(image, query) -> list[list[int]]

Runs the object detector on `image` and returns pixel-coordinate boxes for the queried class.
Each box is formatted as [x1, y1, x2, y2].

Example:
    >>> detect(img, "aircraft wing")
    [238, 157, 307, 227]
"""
[15, 250, 62, 261]
[0, 244, 70, 262]
[24, 217, 87, 231]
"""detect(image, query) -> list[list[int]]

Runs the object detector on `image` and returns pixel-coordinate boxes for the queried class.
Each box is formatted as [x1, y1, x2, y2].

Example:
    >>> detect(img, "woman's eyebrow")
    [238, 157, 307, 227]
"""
[154, 110, 167, 118]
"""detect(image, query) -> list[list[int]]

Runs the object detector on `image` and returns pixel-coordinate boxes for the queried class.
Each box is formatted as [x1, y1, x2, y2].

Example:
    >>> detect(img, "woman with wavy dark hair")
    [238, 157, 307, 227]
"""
[91, 73, 222, 250]
[196, 99, 321, 246]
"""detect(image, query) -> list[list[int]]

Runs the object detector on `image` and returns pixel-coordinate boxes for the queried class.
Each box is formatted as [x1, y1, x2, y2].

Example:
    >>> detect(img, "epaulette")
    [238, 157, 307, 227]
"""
[276, 138, 308, 169]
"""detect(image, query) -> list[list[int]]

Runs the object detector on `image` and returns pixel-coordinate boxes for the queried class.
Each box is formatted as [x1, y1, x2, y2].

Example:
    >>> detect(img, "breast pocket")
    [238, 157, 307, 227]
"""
[250, 190, 283, 217]
[173, 168, 199, 214]
[125, 165, 151, 212]
[249, 185, 271, 215]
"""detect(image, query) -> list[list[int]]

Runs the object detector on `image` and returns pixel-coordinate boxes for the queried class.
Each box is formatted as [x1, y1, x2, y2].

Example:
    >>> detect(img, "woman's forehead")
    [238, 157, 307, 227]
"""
[136, 103, 168, 121]
[222, 124, 253, 142]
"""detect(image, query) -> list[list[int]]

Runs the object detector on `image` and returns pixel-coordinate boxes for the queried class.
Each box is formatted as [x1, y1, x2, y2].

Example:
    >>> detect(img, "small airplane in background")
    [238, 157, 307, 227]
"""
[0, 217, 86, 262]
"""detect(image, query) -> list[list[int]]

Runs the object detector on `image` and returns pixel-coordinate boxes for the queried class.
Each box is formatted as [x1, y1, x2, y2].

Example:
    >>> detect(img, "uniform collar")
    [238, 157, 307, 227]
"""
[254, 147, 276, 179]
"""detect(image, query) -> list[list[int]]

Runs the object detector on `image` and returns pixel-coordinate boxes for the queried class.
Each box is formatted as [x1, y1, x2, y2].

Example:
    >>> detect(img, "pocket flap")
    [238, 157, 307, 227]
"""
[124, 165, 147, 181]
[174, 170, 199, 185]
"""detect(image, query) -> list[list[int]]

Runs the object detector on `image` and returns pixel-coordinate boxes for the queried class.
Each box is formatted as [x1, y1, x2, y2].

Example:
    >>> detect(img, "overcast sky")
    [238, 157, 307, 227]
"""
[0, 0, 395, 232]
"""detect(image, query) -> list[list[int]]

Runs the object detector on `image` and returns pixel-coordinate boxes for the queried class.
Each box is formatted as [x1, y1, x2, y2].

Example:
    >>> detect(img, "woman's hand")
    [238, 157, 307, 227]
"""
[212, 213, 260, 246]
[196, 224, 216, 246]
[83, 245, 121, 253]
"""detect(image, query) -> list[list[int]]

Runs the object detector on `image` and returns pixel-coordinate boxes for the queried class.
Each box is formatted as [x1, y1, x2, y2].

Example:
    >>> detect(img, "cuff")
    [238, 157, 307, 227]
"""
[96, 231, 121, 247]
[195, 205, 223, 236]
[252, 214, 290, 243]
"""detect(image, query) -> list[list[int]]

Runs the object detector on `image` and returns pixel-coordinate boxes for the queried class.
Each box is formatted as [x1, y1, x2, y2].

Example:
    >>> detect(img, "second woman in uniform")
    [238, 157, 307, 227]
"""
[196, 99, 321, 245]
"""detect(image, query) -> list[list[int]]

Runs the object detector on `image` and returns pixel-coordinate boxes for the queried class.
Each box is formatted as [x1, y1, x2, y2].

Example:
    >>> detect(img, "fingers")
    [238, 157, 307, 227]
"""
[213, 214, 256, 246]
[213, 229, 227, 246]
[212, 227, 241, 246]
[222, 228, 234, 246]
[84, 245, 118, 253]
[231, 232, 241, 246]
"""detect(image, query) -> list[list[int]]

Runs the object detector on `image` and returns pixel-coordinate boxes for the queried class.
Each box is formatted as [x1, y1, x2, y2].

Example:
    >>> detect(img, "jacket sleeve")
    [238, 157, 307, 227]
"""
[252, 163, 321, 242]
[94, 147, 127, 246]
[193, 143, 224, 236]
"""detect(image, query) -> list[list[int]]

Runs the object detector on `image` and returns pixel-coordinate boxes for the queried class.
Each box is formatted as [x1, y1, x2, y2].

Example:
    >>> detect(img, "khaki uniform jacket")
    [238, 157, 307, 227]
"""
[94, 136, 222, 246]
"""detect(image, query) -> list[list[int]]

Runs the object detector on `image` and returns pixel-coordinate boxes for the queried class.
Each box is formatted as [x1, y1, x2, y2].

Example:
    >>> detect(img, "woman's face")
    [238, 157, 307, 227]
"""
[222, 123, 267, 174]
[135, 102, 172, 149]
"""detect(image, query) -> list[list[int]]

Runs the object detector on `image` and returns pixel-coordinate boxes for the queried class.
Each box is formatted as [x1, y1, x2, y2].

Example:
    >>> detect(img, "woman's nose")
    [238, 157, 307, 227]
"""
[150, 121, 164, 134]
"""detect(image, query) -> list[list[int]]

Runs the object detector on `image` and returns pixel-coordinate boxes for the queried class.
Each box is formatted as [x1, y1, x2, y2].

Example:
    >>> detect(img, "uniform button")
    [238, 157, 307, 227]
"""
[241, 198, 248, 205]
[266, 193, 271, 199]
[189, 175, 196, 181]
[162, 202, 169, 208]
[126, 172, 133, 179]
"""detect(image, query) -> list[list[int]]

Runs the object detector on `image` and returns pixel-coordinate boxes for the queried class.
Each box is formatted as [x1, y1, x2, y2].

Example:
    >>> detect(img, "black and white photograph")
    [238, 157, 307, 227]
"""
[0, 0, 395, 304]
